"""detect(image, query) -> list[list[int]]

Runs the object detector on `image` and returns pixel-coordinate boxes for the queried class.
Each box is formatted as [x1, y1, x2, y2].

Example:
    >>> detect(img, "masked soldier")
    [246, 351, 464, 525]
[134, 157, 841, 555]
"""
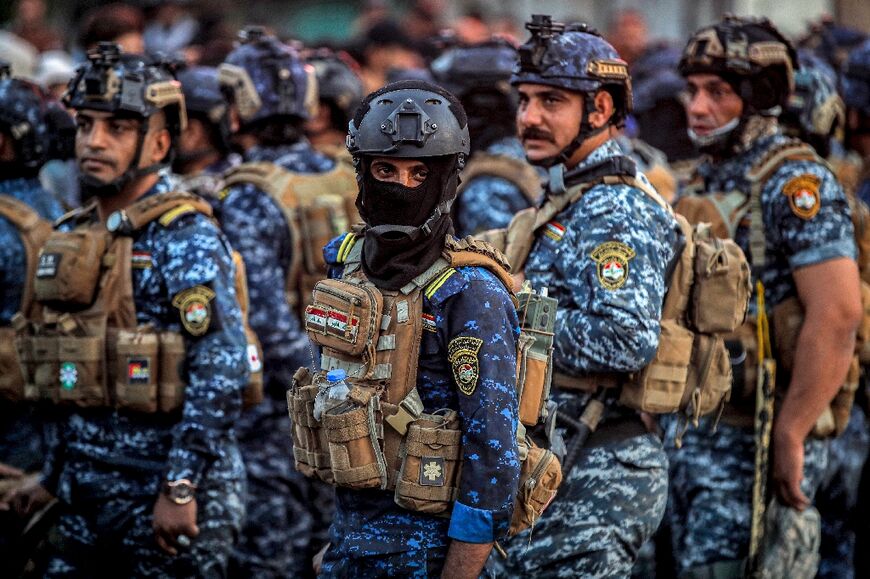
[6, 44, 249, 576]
[667, 16, 862, 577]
[430, 39, 542, 237]
[172, 65, 239, 200]
[217, 27, 354, 577]
[0, 63, 68, 563]
[292, 80, 521, 577]
[499, 16, 686, 576]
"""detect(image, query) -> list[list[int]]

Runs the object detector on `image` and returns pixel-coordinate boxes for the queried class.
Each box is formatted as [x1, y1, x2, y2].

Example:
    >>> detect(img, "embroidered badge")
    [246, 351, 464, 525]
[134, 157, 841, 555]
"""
[420, 457, 445, 486]
[36, 253, 61, 278]
[59, 362, 78, 390]
[783, 174, 821, 220]
[448, 336, 483, 395]
[172, 285, 216, 336]
[422, 313, 437, 333]
[127, 357, 150, 385]
[131, 251, 153, 269]
[305, 306, 359, 341]
[543, 221, 566, 242]
[591, 241, 636, 290]
[247, 343, 262, 373]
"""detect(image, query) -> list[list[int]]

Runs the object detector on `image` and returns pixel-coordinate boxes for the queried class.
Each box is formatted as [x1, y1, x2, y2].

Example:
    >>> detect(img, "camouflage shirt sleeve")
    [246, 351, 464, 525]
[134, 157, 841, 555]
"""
[764, 160, 857, 269]
[220, 184, 312, 394]
[456, 177, 532, 237]
[547, 185, 680, 374]
[437, 268, 521, 543]
[159, 213, 248, 486]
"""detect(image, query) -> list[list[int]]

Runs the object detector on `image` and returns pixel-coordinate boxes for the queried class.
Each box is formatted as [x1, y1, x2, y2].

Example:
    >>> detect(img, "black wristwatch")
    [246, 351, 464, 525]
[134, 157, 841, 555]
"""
[162, 479, 197, 505]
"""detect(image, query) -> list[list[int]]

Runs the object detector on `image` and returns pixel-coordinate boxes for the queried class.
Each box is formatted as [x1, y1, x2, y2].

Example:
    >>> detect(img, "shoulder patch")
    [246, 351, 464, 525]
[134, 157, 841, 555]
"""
[448, 336, 483, 396]
[172, 284, 218, 336]
[590, 241, 636, 290]
[782, 174, 821, 220]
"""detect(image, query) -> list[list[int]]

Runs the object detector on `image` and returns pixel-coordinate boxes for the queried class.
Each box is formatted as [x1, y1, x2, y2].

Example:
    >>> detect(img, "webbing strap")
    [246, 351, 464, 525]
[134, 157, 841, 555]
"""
[394, 479, 458, 502]
[384, 387, 424, 435]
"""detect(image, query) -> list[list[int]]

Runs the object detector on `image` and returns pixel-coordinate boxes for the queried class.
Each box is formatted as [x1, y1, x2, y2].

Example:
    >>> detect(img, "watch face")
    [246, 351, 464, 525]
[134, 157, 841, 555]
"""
[165, 480, 195, 504]
[107, 211, 123, 232]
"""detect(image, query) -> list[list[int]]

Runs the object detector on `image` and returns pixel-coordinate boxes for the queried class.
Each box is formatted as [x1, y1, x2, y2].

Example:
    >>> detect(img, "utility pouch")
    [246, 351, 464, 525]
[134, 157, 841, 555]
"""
[242, 327, 264, 409]
[56, 335, 108, 407]
[34, 229, 108, 308]
[114, 327, 159, 413]
[288, 367, 333, 482]
[682, 333, 732, 422]
[158, 332, 186, 413]
[394, 411, 462, 514]
[690, 232, 751, 334]
[0, 327, 25, 402]
[19, 334, 57, 403]
[509, 439, 562, 536]
[515, 287, 557, 426]
[620, 320, 693, 413]
[323, 385, 387, 489]
[305, 279, 383, 356]
[672, 195, 732, 241]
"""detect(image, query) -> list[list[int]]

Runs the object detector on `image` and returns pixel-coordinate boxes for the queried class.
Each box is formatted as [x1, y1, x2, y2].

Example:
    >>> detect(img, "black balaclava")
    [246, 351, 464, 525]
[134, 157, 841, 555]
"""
[357, 154, 459, 291]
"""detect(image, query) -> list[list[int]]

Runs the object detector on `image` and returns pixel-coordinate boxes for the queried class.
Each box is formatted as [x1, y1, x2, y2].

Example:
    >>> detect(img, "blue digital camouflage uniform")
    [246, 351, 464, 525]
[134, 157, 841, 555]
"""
[504, 139, 679, 577]
[666, 131, 857, 575]
[41, 176, 248, 577]
[454, 137, 538, 237]
[318, 234, 521, 577]
[0, 177, 64, 472]
[218, 141, 337, 578]
[816, 406, 870, 579]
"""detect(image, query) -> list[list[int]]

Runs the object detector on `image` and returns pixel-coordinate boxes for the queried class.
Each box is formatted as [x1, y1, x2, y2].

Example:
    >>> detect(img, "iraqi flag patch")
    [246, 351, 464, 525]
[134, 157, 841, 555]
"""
[422, 313, 437, 333]
[543, 221, 566, 242]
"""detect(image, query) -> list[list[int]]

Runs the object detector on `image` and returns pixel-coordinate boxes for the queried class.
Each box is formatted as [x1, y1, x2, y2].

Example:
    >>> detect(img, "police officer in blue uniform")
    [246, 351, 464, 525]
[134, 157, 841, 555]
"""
[667, 17, 862, 577]
[216, 27, 337, 578]
[502, 16, 680, 577]
[172, 65, 239, 199]
[316, 80, 521, 578]
[6, 44, 249, 577]
[430, 40, 541, 237]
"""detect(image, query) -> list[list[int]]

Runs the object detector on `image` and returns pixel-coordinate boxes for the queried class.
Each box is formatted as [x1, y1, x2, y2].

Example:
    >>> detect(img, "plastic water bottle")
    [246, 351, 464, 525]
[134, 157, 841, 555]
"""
[314, 369, 350, 421]
[326, 369, 350, 405]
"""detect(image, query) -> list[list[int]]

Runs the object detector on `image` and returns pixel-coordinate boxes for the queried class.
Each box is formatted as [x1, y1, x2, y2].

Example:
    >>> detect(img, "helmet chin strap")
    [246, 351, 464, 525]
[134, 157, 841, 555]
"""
[79, 118, 168, 198]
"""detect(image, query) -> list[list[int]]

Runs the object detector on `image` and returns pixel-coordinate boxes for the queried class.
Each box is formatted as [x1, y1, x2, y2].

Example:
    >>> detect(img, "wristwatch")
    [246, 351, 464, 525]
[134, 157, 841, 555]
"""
[162, 479, 197, 505]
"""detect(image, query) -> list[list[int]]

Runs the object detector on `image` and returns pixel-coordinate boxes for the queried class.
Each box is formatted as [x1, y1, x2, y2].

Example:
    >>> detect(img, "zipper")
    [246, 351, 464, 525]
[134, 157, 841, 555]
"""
[525, 449, 554, 491]
[315, 282, 362, 307]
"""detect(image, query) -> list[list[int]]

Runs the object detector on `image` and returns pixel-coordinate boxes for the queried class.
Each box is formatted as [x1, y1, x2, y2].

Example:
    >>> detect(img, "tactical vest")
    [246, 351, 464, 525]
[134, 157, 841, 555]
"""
[457, 152, 542, 206]
[675, 139, 867, 437]
[0, 195, 53, 402]
[14, 192, 263, 412]
[480, 164, 751, 435]
[222, 155, 360, 314]
[288, 234, 562, 535]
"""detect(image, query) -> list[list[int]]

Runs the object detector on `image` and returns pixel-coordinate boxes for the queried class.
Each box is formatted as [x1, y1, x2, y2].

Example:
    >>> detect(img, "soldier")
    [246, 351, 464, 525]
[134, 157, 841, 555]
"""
[172, 65, 239, 199]
[667, 16, 862, 577]
[0, 63, 68, 563]
[430, 39, 541, 237]
[300, 79, 520, 578]
[843, 40, 870, 206]
[217, 27, 347, 578]
[4, 43, 249, 576]
[502, 16, 682, 576]
[304, 49, 364, 156]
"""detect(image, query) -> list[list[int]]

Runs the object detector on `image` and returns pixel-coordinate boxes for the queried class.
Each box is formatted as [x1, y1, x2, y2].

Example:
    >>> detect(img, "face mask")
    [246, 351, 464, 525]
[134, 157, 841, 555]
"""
[687, 117, 740, 150]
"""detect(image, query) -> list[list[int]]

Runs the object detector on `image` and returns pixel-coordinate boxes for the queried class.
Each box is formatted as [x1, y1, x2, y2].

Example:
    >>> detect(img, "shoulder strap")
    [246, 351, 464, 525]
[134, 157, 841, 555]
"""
[54, 200, 99, 229]
[223, 162, 293, 201]
[458, 153, 542, 204]
[123, 191, 214, 231]
[443, 236, 515, 296]
[0, 195, 54, 317]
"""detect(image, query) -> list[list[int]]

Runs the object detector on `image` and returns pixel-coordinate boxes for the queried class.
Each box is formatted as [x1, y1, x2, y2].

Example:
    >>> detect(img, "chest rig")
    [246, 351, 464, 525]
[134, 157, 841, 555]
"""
[481, 158, 751, 443]
[222, 156, 360, 315]
[13, 192, 263, 413]
[0, 195, 53, 402]
[676, 139, 869, 437]
[288, 234, 562, 534]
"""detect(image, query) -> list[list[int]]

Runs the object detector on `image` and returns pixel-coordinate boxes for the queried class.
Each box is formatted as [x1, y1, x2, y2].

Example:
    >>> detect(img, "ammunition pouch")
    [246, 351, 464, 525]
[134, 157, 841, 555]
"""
[0, 326, 25, 402]
[509, 439, 562, 536]
[34, 229, 110, 309]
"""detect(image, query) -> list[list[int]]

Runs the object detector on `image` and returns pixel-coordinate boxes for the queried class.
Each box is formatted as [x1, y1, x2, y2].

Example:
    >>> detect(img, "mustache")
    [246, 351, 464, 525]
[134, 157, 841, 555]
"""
[79, 155, 117, 169]
[521, 128, 556, 143]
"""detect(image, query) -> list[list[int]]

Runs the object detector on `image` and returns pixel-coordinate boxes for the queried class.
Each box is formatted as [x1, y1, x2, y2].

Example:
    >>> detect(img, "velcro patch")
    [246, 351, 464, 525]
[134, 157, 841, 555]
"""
[419, 456, 445, 486]
[305, 306, 359, 341]
[782, 174, 821, 220]
[36, 252, 61, 278]
[131, 251, 153, 269]
[127, 357, 151, 384]
[422, 313, 437, 333]
[247, 344, 262, 373]
[590, 241, 636, 290]
[543, 221, 566, 242]
[172, 285, 217, 337]
[448, 336, 483, 396]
